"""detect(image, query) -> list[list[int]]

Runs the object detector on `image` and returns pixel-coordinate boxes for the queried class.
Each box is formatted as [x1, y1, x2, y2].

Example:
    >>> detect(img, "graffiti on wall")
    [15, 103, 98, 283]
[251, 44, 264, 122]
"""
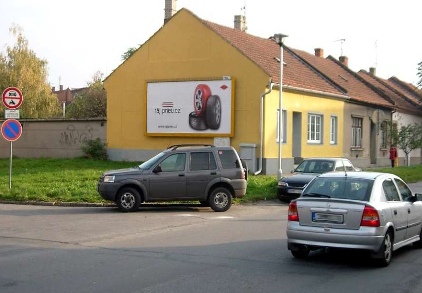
[60, 125, 94, 146]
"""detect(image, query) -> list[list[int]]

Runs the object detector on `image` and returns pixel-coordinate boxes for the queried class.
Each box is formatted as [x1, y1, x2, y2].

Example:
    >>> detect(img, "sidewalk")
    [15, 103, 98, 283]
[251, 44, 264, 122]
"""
[408, 182, 422, 193]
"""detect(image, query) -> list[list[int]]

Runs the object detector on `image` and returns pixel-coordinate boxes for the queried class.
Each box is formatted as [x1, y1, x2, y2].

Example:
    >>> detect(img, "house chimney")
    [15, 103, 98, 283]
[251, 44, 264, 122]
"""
[52, 86, 55, 92]
[60, 85, 63, 91]
[369, 67, 376, 76]
[339, 56, 349, 67]
[314, 48, 324, 57]
[234, 15, 247, 32]
[164, 0, 177, 24]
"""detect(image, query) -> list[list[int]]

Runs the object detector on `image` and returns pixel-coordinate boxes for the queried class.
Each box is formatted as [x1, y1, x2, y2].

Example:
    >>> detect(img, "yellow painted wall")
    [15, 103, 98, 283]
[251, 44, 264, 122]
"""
[263, 89, 344, 158]
[104, 9, 269, 152]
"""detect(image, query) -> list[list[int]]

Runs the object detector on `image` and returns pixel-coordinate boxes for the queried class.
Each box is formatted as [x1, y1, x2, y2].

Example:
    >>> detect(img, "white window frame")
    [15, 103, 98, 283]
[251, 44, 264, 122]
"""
[330, 116, 338, 145]
[351, 117, 363, 148]
[307, 114, 323, 144]
[276, 109, 287, 144]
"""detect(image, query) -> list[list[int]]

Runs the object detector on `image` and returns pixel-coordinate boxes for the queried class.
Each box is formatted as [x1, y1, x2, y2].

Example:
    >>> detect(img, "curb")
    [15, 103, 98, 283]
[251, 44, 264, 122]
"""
[0, 200, 116, 208]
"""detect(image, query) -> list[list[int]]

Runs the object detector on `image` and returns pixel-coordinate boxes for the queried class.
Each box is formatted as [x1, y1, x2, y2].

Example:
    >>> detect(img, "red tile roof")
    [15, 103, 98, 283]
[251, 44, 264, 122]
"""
[358, 71, 421, 114]
[387, 77, 422, 106]
[290, 49, 393, 108]
[202, 20, 345, 96]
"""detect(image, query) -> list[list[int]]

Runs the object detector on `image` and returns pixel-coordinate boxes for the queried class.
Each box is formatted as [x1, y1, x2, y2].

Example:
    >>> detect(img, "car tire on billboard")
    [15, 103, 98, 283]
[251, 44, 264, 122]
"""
[205, 95, 221, 130]
[189, 112, 208, 130]
[194, 84, 211, 116]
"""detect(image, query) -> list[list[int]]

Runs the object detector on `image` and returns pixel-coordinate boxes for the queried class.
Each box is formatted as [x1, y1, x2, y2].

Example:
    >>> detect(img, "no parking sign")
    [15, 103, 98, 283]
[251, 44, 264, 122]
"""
[2, 87, 24, 190]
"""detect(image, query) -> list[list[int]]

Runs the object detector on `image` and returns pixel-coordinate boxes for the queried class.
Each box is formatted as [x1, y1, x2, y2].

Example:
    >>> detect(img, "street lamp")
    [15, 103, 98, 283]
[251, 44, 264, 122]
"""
[273, 33, 288, 180]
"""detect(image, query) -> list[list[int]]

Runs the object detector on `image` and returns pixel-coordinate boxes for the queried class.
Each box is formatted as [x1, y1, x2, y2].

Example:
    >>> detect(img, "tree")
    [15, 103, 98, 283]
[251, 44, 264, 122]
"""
[121, 46, 139, 61]
[0, 25, 61, 118]
[391, 123, 422, 166]
[418, 61, 422, 89]
[66, 71, 106, 118]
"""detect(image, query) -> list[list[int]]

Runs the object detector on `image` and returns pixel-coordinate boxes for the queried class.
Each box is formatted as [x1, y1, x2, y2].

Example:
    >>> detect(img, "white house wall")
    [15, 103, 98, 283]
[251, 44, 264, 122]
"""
[393, 111, 422, 165]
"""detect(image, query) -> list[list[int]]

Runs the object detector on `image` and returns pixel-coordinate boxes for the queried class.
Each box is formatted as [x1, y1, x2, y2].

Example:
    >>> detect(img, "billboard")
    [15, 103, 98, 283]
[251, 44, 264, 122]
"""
[146, 78, 234, 137]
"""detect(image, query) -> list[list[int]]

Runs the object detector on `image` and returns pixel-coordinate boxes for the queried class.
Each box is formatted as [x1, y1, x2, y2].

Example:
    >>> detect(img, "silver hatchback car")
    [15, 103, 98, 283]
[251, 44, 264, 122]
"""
[287, 172, 422, 266]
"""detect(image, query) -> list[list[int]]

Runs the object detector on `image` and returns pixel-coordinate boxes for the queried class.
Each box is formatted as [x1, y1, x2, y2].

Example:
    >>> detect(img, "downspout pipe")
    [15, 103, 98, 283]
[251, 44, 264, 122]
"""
[254, 81, 274, 175]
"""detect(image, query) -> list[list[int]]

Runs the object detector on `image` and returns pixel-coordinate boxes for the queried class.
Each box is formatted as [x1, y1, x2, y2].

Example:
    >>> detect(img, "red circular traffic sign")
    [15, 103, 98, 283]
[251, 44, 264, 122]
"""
[1, 119, 23, 142]
[2, 87, 23, 109]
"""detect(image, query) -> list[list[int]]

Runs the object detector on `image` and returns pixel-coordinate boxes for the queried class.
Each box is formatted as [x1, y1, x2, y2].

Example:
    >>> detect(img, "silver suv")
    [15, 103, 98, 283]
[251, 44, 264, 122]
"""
[98, 144, 247, 212]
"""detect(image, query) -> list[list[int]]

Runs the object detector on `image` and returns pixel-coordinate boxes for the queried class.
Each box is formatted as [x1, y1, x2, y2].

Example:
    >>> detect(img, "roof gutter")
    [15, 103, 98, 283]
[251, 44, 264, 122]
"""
[272, 84, 349, 100]
[254, 81, 274, 175]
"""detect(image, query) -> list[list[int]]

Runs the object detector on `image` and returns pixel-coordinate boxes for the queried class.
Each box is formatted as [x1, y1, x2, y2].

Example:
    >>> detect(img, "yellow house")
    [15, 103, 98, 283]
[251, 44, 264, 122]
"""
[104, 8, 348, 174]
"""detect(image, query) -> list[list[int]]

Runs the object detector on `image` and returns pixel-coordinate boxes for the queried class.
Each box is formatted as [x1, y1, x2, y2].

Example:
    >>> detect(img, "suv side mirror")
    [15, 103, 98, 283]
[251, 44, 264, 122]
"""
[290, 169, 294, 174]
[153, 165, 162, 174]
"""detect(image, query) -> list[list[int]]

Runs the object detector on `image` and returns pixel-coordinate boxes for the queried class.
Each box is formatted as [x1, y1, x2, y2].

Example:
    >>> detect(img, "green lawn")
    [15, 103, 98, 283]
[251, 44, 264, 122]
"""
[0, 158, 140, 203]
[0, 158, 420, 204]
[366, 165, 422, 183]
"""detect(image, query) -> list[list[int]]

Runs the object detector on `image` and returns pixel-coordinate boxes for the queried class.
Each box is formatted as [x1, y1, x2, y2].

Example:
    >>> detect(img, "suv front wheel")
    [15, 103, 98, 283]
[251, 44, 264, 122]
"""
[116, 187, 141, 212]
[209, 187, 232, 212]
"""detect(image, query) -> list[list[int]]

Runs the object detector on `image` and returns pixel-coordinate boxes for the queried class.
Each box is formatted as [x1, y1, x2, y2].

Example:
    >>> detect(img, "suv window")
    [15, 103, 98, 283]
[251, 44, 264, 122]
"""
[159, 153, 186, 172]
[382, 179, 401, 201]
[190, 152, 217, 171]
[218, 150, 239, 169]
[395, 179, 412, 201]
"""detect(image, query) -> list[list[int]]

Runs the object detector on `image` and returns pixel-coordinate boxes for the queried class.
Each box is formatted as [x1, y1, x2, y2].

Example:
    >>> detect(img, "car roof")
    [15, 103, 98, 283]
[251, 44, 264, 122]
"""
[304, 158, 348, 161]
[317, 171, 390, 180]
[168, 146, 234, 152]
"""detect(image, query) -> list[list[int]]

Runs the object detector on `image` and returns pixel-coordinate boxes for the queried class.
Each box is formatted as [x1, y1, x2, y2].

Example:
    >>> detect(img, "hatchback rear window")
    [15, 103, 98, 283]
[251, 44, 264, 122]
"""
[218, 150, 240, 169]
[303, 177, 373, 201]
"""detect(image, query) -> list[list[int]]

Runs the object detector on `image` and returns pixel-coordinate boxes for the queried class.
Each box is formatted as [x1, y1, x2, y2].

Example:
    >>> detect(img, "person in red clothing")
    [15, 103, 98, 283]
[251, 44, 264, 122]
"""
[389, 146, 398, 168]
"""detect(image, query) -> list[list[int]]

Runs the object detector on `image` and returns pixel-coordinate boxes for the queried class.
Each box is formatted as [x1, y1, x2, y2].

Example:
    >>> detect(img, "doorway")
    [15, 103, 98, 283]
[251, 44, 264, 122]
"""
[370, 121, 376, 164]
[293, 112, 302, 164]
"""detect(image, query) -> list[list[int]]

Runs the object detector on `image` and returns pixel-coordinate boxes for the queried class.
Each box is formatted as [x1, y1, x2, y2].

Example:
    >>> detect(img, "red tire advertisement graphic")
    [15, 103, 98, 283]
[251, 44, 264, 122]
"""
[193, 84, 211, 116]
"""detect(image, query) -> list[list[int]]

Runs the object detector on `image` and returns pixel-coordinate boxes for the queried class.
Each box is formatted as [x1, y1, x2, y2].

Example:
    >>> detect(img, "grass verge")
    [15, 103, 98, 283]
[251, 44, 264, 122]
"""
[366, 164, 422, 183]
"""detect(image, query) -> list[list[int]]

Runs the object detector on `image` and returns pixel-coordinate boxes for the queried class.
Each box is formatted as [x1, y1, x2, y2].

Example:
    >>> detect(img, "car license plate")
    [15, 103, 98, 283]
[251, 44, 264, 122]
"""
[312, 212, 344, 224]
[288, 189, 302, 194]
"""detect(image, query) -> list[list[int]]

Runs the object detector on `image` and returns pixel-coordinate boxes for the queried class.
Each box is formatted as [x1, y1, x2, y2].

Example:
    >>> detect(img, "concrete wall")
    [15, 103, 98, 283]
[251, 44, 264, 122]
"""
[0, 119, 106, 158]
[393, 111, 422, 165]
[343, 103, 392, 168]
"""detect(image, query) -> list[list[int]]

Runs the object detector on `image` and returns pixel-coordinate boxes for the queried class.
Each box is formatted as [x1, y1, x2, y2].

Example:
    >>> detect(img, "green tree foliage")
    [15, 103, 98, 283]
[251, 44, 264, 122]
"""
[391, 123, 422, 166]
[66, 71, 106, 118]
[0, 25, 61, 118]
[81, 138, 107, 160]
[121, 46, 139, 61]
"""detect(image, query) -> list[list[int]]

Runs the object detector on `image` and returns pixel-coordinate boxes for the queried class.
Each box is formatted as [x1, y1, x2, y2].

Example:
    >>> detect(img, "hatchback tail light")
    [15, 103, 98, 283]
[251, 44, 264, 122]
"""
[288, 201, 299, 221]
[360, 205, 380, 227]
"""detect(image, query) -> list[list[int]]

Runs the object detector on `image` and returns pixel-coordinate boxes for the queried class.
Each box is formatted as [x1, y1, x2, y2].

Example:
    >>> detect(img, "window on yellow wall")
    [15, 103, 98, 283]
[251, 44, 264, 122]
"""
[330, 116, 338, 145]
[352, 117, 363, 147]
[308, 114, 323, 144]
[276, 109, 287, 144]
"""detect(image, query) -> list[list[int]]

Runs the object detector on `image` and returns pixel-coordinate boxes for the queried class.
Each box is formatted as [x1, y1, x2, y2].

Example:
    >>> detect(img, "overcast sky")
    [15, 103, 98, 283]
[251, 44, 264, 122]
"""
[1, 0, 421, 89]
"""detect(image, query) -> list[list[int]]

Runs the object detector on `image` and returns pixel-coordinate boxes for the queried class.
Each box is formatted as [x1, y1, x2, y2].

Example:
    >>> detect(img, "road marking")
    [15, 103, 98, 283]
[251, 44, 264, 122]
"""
[211, 216, 234, 220]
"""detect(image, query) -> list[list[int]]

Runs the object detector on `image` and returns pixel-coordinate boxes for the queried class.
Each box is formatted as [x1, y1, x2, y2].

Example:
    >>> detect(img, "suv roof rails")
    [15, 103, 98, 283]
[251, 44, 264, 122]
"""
[167, 144, 215, 150]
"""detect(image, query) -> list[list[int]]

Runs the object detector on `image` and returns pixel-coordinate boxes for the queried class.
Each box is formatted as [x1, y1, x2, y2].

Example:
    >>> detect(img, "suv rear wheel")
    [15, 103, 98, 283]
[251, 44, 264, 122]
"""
[208, 187, 232, 212]
[116, 187, 141, 213]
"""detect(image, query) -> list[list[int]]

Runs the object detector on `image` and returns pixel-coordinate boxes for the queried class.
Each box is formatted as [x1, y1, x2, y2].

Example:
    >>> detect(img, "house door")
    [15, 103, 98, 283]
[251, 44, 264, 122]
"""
[293, 112, 302, 164]
[370, 121, 377, 164]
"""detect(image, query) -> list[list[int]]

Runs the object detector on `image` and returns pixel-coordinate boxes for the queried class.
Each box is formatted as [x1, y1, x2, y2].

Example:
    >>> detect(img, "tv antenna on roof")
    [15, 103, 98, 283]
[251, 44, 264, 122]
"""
[334, 38, 346, 56]
[241, 0, 246, 17]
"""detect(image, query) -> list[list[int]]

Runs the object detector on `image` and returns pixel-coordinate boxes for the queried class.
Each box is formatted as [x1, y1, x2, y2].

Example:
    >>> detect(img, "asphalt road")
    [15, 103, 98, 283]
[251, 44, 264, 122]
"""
[1, 189, 422, 293]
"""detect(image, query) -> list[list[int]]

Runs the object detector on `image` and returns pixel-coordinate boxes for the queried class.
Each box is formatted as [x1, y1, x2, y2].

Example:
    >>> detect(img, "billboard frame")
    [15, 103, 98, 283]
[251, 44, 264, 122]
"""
[144, 77, 235, 137]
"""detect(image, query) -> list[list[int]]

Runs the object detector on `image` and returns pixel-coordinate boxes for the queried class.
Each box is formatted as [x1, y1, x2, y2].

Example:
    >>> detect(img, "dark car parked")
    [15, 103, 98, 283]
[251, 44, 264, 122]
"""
[98, 144, 247, 212]
[277, 158, 361, 202]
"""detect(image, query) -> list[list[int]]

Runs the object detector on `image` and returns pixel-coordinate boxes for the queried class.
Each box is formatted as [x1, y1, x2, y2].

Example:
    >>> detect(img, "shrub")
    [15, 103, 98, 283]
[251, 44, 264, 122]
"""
[81, 138, 107, 160]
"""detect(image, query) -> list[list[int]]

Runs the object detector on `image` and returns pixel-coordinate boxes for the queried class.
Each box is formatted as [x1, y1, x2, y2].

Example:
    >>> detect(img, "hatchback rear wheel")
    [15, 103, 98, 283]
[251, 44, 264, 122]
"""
[376, 231, 393, 267]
